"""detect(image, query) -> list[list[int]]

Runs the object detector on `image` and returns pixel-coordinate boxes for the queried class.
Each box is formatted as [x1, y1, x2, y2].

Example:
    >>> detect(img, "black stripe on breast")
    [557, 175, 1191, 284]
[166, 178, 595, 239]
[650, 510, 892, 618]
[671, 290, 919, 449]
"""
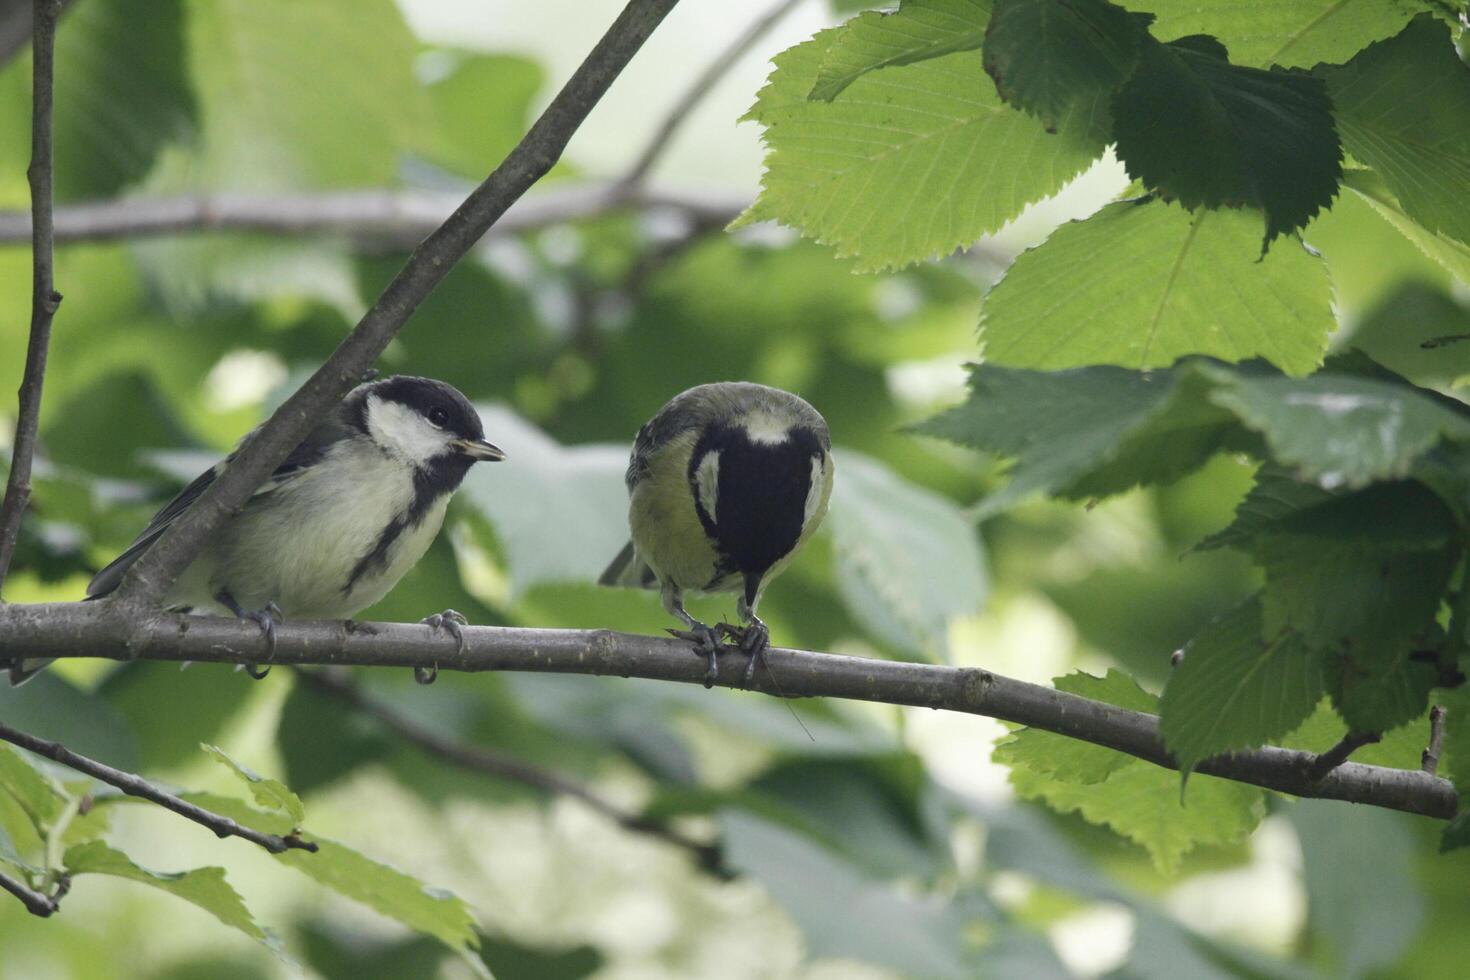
[341, 454, 473, 595]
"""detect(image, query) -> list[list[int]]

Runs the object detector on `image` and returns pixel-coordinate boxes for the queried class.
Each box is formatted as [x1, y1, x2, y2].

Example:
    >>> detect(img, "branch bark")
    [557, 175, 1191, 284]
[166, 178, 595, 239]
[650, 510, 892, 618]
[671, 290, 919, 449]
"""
[0, 720, 318, 854]
[0, 0, 63, 595]
[0, 601, 1457, 821]
[105, 0, 682, 606]
[0, 866, 56, 917]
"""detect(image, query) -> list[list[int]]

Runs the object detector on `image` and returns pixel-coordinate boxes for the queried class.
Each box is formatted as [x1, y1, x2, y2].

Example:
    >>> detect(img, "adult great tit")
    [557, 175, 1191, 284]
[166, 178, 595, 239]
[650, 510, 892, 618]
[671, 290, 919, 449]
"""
[4, 375, 504, 685]
[599, 382, 833, 687]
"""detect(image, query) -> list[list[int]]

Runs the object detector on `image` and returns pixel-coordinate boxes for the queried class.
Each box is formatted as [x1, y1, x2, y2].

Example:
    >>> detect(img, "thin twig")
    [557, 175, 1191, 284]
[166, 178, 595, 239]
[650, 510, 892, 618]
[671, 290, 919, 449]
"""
[1423, 705, 1447, 775]
[294, 668, 719, 868]
[0, 0, 63, 595]
[621, 0, 806, 185]
[1308, 730, 1382, 781]
[0, 601, 1458, 821]
[0, 866, 56, 917]
[108, 0, 682, 607]
[0, 721, 318, 854]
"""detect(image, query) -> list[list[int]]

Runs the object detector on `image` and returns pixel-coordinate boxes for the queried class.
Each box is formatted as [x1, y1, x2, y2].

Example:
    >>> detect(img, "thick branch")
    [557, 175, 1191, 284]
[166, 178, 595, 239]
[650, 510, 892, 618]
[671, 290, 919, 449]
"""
[0, 866, 55, 917]
[1307, 730, 1381, 781]
[0, 182, 748, 250]
[1, 601, 1457, 821]
[108, 0, 681, 605]
[0, 720, 317, 854]
[294, 668, 718, 867]
[0, 0, 63, 594]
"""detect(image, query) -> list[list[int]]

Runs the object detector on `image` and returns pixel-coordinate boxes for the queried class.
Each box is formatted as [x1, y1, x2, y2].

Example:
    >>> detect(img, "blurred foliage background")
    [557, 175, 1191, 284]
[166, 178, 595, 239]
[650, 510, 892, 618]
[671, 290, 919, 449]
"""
[1, 1, 1469, 978]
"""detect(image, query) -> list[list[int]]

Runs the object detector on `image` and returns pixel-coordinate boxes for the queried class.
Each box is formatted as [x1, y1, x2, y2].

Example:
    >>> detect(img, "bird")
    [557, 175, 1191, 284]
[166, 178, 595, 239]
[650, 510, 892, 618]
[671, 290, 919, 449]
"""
[599, 382, 833, 688]
[4, 375, 504, 686]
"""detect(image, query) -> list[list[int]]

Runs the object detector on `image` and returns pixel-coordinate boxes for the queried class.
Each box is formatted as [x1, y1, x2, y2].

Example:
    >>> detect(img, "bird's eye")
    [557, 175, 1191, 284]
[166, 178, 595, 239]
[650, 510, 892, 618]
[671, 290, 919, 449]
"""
[427, 407, 449, 428]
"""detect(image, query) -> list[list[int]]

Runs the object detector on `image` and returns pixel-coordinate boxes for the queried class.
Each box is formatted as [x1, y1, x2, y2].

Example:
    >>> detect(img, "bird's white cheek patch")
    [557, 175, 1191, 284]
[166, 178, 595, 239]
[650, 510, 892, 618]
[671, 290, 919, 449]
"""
[366, 395, 447, 465]
[803, 455, 826, 528]
[694, 449, 721, 522]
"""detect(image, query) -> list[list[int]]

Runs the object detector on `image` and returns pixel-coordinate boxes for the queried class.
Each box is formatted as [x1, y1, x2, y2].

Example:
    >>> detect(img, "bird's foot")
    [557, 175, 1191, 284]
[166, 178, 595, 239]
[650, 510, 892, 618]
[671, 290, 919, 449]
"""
[240, 602, 282, 679]
[719, 619, 770, 688]
[417, 609, 468, 684]
[666, 621, 725, 689]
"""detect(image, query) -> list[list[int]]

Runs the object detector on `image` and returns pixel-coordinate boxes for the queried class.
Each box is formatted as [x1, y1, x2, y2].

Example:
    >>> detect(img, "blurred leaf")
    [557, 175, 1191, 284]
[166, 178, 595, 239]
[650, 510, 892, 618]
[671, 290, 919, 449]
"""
[63, 840, 269, 943]
[995, 669, 1154, 784]
[984, 0, 1152, 126]
[201, 744, 306, 823]
[828, 451, 987, 659]
[741, 26, 1103, 271]
[1159, 597, 1324, 772]
[278, 681, 394, 797]
[1339, 169, 1470, 285]
[1112, 37, 1341, 246]
[1197, 464, 1337, 553]
[0, 745, 67, 829]
[1325, 651, 1438, 733]
[809, 0, 988, 102]
[479, 935, 604, 980]
[421, 52, 544, 179]
[42, 371, 201, 481]
[1347, 282, 1470, 388]
[0, 671, 140, 770]
[1326, 16, 1470, 248]
[298, 922, 451, 980]
[99, 662, 257, 771]
[977, 201, 1334, 373]
[1291, 800, 1424, 978]
[721, 810, 978, 977]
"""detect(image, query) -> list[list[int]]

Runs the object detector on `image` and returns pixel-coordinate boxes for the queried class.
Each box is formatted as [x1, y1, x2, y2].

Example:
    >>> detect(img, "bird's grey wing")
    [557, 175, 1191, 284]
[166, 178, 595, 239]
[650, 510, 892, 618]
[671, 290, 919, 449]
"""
[85, 432, 332, 599]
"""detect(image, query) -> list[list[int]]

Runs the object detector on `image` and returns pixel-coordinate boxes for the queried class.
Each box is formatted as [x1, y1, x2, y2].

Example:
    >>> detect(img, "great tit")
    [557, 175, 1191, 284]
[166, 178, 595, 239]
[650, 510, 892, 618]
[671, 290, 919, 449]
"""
[5, 375, 504, 685]
[599, 382, 833, 687]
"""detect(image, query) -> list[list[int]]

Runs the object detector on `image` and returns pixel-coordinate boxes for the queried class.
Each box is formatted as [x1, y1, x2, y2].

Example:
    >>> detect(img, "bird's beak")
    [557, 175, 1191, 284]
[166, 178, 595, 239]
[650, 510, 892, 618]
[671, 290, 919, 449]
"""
[451, 438, 506, 462]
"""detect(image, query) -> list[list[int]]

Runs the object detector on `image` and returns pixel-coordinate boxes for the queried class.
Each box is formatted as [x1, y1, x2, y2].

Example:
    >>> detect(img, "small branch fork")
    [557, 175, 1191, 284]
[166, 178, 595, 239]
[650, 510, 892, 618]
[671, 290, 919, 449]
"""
[0, 867, 56, 917]
[0, 721, 318, 856]
[1423, 705, 1447, 776]
[1307, 730, 1382, 781]
[0, 0, 63, 595]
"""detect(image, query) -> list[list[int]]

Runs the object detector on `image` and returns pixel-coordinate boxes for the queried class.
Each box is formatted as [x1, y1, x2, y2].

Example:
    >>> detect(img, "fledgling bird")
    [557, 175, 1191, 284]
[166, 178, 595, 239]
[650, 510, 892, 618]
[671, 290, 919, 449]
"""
[4, 375, 504, 686]
[599, 382, 833, 687]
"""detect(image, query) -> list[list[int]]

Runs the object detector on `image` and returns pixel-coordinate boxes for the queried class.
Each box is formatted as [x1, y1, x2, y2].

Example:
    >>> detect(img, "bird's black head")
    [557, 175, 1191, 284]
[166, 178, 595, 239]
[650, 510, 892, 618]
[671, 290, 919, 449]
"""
[351, 376, 505, 479]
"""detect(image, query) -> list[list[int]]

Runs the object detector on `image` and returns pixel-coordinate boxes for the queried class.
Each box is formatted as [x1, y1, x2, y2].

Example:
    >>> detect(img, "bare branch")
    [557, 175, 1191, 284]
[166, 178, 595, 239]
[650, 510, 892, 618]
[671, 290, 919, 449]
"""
[0, 866, 56, 917]
[107, 0, 682, 606]
[0, 601, 1458, 821]
[294, 668, 719, 868]
[0, 182, 750, 250]
[1308, 730, 1382, 781]
[0, 720, 318, 855]
[621, 0, 806, 186]
[0, 0, 63, 594]
[1424, 704, 1447, 775]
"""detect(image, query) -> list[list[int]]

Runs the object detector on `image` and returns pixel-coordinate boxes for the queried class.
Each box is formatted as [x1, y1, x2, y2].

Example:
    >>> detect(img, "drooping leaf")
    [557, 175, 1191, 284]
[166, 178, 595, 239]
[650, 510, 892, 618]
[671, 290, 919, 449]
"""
[202, 744, 306, 824]
[810, 0, 990, 102]
[1325, 651, 1439, 733]
[994, 669, 1156, 783]
[1345, 282, 1470, 390]
[984, 0, 1153, 125]
[1337, 170, 1470, 286]
[63, 840, 269, 943]
[1112, 37, 1341, 246]
[977, 201, 1335, 373]
[1159, 597, 1325, 772]
[741, 27, 1104, 271]
[1326, 15, 1470, 248]
[0, 745, 67, 829]
[1196, 464, 1337, 552]
[827, 451, 987, 659]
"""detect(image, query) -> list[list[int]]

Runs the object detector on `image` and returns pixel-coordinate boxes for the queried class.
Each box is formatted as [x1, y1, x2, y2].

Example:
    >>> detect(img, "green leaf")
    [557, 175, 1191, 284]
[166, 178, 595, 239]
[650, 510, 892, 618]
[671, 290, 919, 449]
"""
[978, 201, 1334, 373]
[984, 0, 1153, 126]
[1160, 597, 1325, 772]
[995, 669, 1156, 783]
[1112, 37, 1341, 246]
[810, 0, 990, 102]
[1325, 652, 1438, 733]
[1196, 464, 1337, 552]
[827, 451, 987, 659]
[1442, 809, 1470, 852]
[741, 27, 1104, 271]
[1132, 0, 1442, 69]
[1291, 799, 1424, 977]
[420, 53, 545, 180]
[201, 745, 306, 824]
[1338, 169, 1470, 285]
[1345, 282, 1470, 388]
[99, 663, 258, 771]
[63, 840, 268, 943]
[185, 793, 482, 956]
[0, 745, 67, 829]
[1326, 15, 1470, 248]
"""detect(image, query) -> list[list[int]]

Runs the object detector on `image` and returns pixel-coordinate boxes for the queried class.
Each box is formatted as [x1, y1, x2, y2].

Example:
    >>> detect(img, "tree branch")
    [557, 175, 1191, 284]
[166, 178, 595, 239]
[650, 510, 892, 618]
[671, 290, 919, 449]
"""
[1423, 704, 1447, 775]
[0, 720, 318, 854]
[1307, 730, 1381, 781]
[294, 668, 719, 868]
[105, 0, 682, 606]
[0, 601, 1457, 821]
[620, 0, 805, 186]
[0, 182, 749, 250]
[0, 0, 63, 595]
[0, 866, 56, 917]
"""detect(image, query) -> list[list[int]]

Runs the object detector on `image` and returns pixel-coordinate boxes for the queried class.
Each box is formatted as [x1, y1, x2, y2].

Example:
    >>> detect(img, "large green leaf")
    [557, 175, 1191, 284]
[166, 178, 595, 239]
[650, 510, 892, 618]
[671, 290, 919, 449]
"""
[827, 451, 987, 659]
[741, 27, 1104, 271]
[978, 201, 1334, 373]
[1325, 650, 1439, 733]
[1326, 15, 1470, 248]
[99, 662, 258, 771]
[810, 0, 990, 102]
[202, 745, 306, 824]
[1112, 37, 1341, 246]
[1132, 0, 1441, 69]
[1196, 464, 1338, 553]
[1159, 598, 1325, 772]
[984, 0, 1153, 126]
[994, 669, 1155, 783]
[1337, 170, 1470, 286]
[0, 745, 66, 830]
[63, 840, 269, 943]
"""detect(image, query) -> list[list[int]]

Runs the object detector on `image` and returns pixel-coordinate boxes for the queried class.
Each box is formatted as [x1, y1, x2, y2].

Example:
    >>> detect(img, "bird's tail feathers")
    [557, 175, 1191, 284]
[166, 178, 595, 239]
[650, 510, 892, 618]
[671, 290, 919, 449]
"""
[598, 541, 658, 589]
